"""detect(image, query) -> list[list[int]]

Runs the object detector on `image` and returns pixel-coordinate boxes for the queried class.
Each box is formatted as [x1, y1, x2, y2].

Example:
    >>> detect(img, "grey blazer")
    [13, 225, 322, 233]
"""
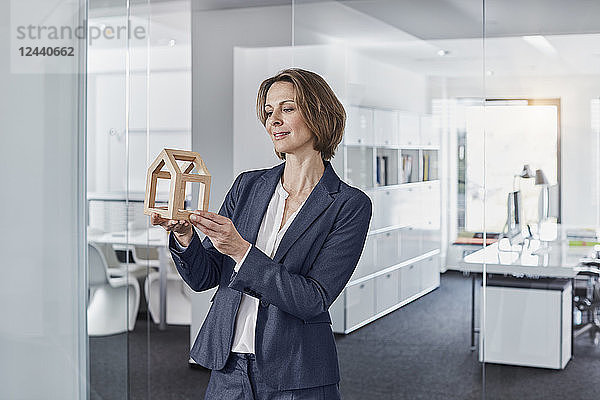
[169, 161, 372, 390]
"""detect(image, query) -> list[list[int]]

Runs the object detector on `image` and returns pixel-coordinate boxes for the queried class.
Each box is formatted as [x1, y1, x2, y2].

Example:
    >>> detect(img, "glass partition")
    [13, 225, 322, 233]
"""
[0, 0, 88, 399]
[86, 1, 132, 398]
[481, 1, 600, 398]
[87, 0, 193, 398]
[290, 1, 485, 398]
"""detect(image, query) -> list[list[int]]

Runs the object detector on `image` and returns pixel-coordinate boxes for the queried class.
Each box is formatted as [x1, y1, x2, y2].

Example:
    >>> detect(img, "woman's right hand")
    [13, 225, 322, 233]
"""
[151, 213, 194, 247]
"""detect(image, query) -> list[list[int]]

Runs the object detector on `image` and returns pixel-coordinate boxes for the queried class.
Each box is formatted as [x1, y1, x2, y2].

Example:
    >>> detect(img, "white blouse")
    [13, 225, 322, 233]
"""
[230, 179, 305, 353]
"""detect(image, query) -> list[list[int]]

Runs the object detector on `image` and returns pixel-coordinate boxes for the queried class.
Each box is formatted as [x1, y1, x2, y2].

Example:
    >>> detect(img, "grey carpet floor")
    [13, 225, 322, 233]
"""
[90, 271, 600, 399]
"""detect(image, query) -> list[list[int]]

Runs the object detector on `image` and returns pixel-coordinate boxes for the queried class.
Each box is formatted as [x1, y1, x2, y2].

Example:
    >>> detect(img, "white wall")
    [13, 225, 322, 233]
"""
[191, 5, 293, 209]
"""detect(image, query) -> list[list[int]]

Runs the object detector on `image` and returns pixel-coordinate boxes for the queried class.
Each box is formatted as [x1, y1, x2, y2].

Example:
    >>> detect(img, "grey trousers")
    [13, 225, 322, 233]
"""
[204, 353, 341, 400]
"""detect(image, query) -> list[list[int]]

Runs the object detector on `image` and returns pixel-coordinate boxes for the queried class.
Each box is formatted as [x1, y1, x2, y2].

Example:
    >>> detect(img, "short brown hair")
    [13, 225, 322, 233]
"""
[256, 68, 346, 161]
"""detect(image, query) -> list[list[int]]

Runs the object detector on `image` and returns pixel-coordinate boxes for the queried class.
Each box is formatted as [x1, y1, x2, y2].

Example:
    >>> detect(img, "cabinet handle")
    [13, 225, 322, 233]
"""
[360, 284, 365, 289]
[386, 232, 391, 237]
[358, 139, 362, 143]
[386, 274, 391, 278]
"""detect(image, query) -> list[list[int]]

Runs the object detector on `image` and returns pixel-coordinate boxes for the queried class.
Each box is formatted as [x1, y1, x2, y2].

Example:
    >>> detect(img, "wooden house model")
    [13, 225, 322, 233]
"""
[144, 148, 211, 220]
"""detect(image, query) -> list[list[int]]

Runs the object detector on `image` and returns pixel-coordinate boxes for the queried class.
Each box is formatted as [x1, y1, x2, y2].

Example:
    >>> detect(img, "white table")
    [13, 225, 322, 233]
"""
[89, 228, 171, 330]
[457, 238, 593, 350]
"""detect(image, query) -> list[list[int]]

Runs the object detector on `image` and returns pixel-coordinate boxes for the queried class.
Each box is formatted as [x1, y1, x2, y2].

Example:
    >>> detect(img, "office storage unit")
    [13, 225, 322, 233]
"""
[330, 106, 441, 334]
[479, 277, 572, 369]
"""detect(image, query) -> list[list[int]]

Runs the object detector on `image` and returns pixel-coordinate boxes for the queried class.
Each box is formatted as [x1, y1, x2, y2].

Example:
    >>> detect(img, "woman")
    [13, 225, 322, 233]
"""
[152, 68, 371, 399]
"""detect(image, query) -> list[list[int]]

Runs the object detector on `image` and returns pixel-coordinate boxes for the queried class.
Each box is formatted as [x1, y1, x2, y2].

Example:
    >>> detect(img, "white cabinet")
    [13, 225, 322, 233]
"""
[346, 280, 375, 329]
[400, 227, 421, 262]
[400, 263, 421, 301]
[419, 115, 438, 147]
[375, 230, 401, 269]
[374, 109, 399, 146]
[376, 271, 399, 313]
[420, 255, 440, 290]
[345, 106, 373, 146]
[480, 278, 572, 369]
[418, 181, 440, 230]
[398, 112, 420, 146]
[372, 188, 405, 230]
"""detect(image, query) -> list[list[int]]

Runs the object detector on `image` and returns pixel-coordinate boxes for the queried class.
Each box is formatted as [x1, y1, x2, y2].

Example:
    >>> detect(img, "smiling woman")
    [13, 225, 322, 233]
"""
[152, 68, 371, 399]
[256, 68, 346, 161]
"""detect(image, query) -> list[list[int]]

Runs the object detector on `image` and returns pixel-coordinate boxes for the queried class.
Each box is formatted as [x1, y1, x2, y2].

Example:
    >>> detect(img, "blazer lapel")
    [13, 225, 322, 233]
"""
[273, 162, 340, 263]
[244, 162, 285, 244]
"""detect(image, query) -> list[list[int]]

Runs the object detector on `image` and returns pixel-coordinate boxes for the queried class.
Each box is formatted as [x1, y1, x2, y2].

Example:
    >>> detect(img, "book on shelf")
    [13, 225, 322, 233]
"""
[401, 154, 412, 183]
[423, 153, 430, 181]
[375, 155, 389, 186]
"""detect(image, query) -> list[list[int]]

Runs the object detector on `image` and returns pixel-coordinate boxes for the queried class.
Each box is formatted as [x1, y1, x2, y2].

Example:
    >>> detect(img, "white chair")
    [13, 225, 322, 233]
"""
[144, 262, 192, 326]
[88, 242, 140, 336]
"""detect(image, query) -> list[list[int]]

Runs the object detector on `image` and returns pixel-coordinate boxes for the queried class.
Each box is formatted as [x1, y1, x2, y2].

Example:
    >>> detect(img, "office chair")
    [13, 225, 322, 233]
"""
[574, 261, 600, 345]
[88, 242, 141, 336]
[144, 263, 192, 326]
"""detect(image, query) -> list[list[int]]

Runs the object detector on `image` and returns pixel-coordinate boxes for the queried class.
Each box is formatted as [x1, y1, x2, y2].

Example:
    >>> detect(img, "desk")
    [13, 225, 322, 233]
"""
[457, 238, 592, 365]
[89, 228, 170, 330]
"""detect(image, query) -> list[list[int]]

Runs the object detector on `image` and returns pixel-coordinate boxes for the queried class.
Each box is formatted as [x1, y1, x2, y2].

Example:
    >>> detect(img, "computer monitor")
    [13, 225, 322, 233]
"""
[506, 191, 523, 241]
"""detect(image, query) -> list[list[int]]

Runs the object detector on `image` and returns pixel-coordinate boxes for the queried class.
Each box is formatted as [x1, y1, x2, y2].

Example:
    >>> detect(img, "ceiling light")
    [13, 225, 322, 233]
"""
[169, 39, 176, 47]
[522, 35, 557, 55]
[437, 49, 449, 57]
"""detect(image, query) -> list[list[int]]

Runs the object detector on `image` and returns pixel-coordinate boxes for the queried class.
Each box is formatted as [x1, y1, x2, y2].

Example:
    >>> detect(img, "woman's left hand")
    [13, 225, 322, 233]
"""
[190, 211, 251, 263]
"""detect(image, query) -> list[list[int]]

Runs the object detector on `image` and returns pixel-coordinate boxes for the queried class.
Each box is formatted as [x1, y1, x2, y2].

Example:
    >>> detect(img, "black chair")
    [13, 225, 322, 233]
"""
[574, 261, 600, 345]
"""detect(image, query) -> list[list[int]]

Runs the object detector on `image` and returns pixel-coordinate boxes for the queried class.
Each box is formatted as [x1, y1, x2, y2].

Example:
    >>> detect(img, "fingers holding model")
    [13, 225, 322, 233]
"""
[190, 210, 251, 264]
[150, 212, 194, 247]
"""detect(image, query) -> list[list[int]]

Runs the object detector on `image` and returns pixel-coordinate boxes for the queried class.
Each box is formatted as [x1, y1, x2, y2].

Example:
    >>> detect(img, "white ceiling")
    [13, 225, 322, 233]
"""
[88, 0, 600, 77]
[292, 1, 600, 77]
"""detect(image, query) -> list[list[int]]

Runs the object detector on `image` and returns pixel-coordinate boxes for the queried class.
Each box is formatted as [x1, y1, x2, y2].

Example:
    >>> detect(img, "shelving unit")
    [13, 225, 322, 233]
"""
[330, 105, 442, 334]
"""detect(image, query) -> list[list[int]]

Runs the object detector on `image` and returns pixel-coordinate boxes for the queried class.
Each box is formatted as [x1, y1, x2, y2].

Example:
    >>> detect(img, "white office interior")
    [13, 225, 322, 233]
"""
[2, 0, 600, 399]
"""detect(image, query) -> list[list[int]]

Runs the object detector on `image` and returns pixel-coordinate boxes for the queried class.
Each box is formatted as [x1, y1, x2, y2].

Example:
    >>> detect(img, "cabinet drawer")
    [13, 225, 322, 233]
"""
[375, 230, 401, 269]
[421, 229, 440, 253]
[345, 106, 373, 146]
[420, 255, 440, 290]
[418, 182, 440, 230]
[373, 187, 407, 229]
[374, 109, 399, 147]
[375, 270, 400, 313]
[400, 263, 421, 301]
[346, 280, 375, 329]
[398, 112, 420, 146]
[400, 227, 421, 262]
[419, 115, 437, 146]
[401, 185, 422, 227]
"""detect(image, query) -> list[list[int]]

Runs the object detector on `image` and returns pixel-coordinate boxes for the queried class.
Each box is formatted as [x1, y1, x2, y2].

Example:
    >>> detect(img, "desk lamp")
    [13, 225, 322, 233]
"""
[535, 169, 549, 221]
[513, 164, 534, 191]
[535, 168, 556, 244]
